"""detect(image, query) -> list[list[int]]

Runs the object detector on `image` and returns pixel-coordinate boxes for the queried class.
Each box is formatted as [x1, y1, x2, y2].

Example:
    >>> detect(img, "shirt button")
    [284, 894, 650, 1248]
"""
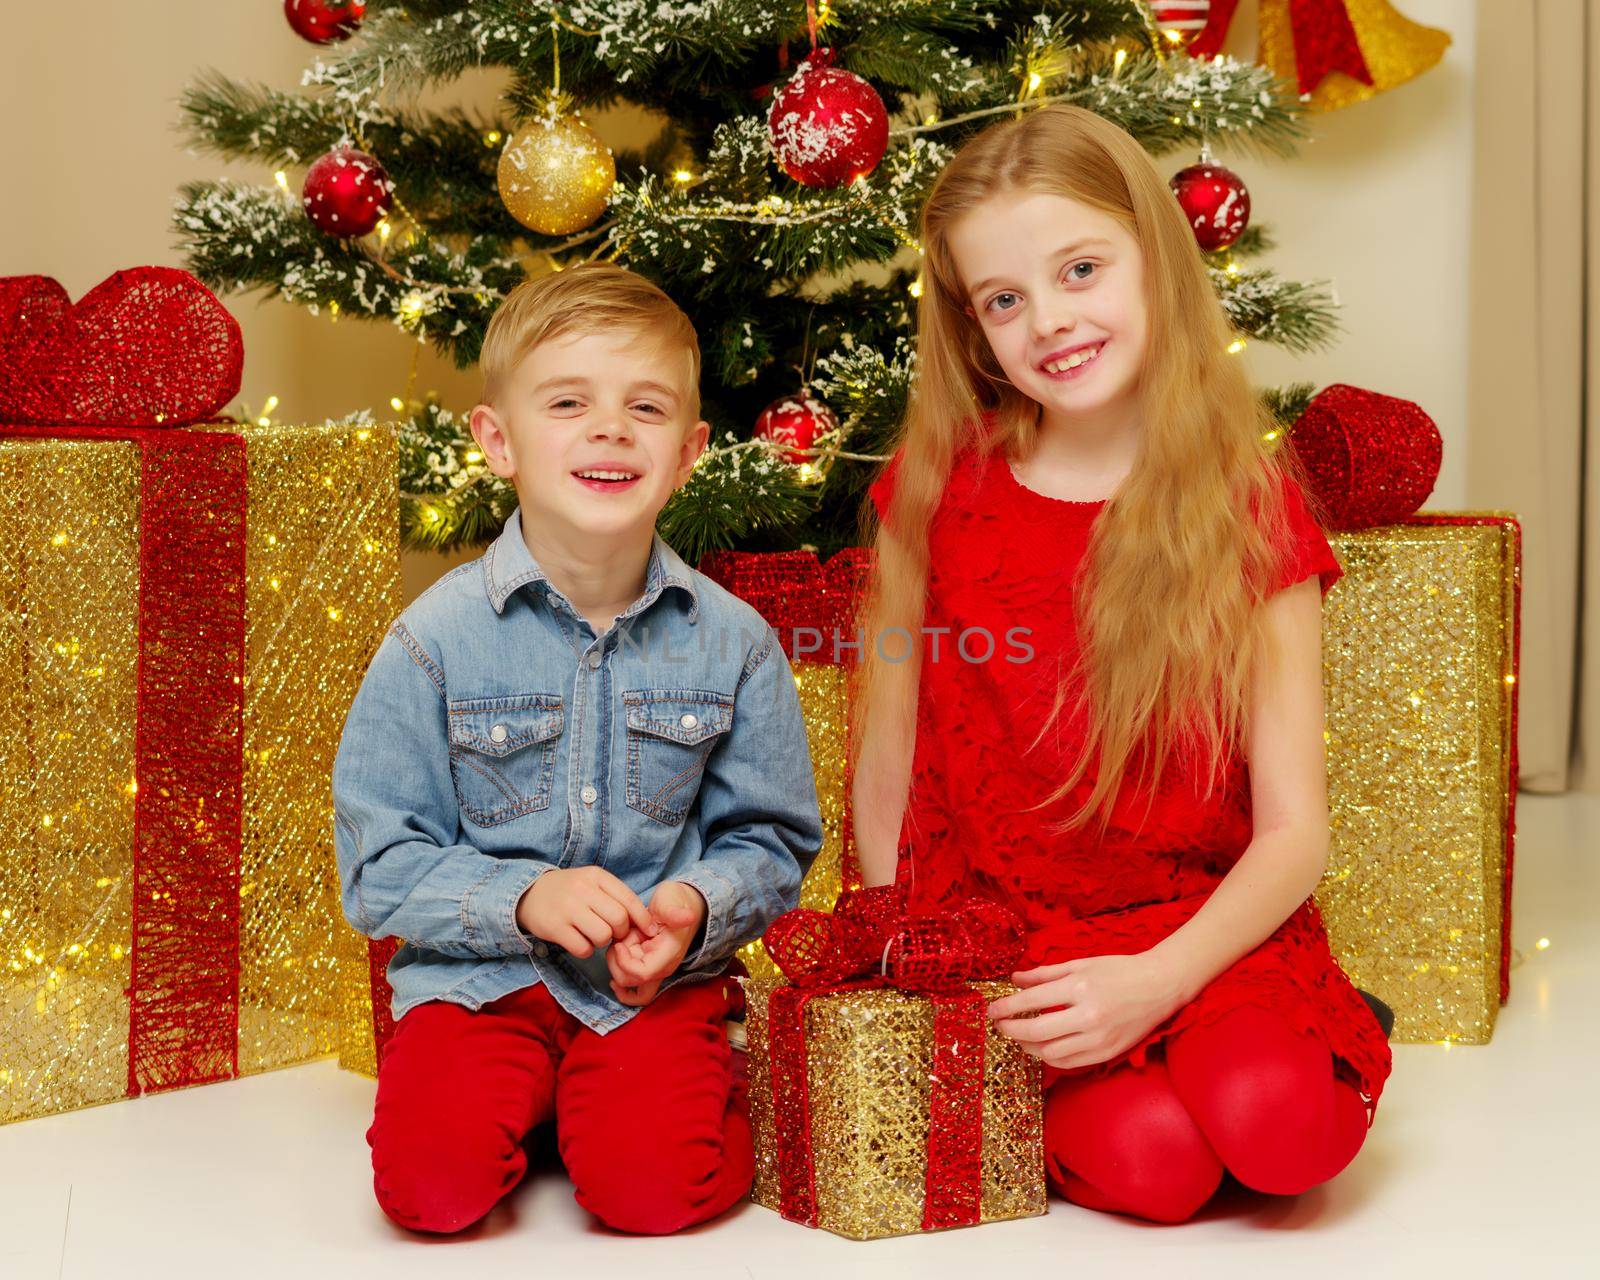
[587, 651, 601, 668]
[533, 942, 549, 958]
[489, 723, 508, 743]
[680, 713, 698, 729]
[581, 784, 598, 805]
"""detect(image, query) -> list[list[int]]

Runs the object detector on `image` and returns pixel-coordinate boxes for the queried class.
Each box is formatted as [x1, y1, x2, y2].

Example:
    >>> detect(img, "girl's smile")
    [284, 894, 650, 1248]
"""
[1037, 339, 1108, 380]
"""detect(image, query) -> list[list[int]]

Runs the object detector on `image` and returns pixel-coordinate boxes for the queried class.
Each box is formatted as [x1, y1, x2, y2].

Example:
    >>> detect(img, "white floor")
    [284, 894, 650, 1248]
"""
[3, 794, 1596, 1280]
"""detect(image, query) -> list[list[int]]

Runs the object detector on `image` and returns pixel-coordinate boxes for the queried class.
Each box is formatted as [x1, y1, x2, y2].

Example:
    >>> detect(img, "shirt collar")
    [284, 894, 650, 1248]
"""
[484, 506, 700, 623]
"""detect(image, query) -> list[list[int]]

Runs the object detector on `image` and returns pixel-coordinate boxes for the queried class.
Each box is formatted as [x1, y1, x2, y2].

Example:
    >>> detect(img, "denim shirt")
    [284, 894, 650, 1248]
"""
[331, 506, 824, 1033]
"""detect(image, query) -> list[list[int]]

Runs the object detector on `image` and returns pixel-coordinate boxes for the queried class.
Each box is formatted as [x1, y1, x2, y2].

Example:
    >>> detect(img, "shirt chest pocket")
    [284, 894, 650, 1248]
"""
[623, 689, 735, 826]
[446, 693, 564, 828]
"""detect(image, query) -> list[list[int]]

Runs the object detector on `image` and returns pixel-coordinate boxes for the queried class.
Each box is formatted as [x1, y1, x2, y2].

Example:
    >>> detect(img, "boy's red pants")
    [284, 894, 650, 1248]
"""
[367, 976, 751, 1235]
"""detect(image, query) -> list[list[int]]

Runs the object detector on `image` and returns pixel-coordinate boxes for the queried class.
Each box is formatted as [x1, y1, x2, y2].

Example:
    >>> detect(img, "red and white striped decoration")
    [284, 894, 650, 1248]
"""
[1150, 0, 1212, 47]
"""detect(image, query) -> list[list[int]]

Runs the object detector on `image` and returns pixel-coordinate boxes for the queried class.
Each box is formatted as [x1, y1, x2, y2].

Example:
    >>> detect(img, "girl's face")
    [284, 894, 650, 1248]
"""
[948, 191, 1147, 430]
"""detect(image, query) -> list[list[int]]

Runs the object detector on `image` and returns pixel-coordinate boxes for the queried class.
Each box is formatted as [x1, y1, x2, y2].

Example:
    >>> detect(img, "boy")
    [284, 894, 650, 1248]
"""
[331, 262, 823, 1236]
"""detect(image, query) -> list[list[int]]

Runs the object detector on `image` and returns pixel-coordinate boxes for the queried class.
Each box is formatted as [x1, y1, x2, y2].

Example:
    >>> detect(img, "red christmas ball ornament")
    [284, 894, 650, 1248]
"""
[284, 0, 366, 44]
[301, 146, 393, 238]
[1150, 0, 1212, 48]
[766, 48, 889, 188]
[753, 392, 838, 464]
[1170, 159, 1250, 252]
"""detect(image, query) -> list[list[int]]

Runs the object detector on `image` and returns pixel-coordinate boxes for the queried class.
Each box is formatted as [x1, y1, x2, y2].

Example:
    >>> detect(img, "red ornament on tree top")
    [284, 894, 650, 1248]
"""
[284, 0, 366, 45]
[766, 48, 889, 188]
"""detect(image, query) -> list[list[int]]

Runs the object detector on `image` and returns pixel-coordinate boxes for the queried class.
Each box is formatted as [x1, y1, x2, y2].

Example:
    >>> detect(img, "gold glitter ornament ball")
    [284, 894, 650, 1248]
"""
[497, 111, 616, 236]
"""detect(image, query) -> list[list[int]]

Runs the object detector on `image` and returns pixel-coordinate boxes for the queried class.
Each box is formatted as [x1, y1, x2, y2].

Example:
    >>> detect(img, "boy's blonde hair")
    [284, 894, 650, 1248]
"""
[479, 262, 702, 419]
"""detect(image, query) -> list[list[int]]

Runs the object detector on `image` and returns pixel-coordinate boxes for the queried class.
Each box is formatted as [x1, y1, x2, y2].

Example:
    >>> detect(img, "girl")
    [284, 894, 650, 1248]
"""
[851, 104, 1391, 1225]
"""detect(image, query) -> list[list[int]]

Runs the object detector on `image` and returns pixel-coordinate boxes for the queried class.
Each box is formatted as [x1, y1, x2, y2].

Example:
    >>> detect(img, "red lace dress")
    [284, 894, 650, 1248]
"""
[867, 441, 1392, 1119]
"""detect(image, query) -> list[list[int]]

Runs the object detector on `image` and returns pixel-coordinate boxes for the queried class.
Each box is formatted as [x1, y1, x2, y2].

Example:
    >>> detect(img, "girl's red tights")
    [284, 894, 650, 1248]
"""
[1042, 1003, 1372, 1223]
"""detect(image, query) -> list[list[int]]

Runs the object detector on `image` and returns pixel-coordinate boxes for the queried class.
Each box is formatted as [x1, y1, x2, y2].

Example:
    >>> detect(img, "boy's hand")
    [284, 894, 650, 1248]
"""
[515, 866, 659, 959]
[606, 881, 708, 1007]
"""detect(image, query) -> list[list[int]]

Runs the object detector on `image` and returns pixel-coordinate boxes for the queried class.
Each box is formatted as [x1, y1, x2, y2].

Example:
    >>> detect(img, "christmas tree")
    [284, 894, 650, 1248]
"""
[174, 0, 1333, 561]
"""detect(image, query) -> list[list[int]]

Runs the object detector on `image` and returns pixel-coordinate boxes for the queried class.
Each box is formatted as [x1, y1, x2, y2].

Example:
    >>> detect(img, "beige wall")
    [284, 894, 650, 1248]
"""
[2, 1, 1475, 603]
[1207, 0, 1476, 507]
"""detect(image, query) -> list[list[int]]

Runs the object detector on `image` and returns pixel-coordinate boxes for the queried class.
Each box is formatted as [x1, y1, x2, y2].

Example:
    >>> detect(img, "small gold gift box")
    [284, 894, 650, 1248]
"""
[743, 977, 1046, 1240]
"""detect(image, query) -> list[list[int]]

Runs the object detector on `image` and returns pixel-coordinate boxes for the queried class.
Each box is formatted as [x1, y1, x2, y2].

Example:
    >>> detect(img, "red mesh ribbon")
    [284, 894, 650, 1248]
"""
[696, 547, 872, 665]
[1287, 383, 1442, 530]
[0, 268, 244, 428]
[1187, 0, 1372, 96]
[1, 267, 249, 1096]
[369, 934, 402, 1065]
[762, 887, 1026, 1230]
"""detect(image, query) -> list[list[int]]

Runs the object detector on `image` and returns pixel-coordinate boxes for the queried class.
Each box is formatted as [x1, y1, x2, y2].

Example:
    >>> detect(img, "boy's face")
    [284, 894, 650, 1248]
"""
[470, 327, 710, 540]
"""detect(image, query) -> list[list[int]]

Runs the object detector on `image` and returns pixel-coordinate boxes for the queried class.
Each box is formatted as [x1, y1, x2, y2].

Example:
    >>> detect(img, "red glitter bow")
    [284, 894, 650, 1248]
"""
[0, 267, 243, 427]
[762, 887, 1027, 1232]
[765, 883, 1027, 994]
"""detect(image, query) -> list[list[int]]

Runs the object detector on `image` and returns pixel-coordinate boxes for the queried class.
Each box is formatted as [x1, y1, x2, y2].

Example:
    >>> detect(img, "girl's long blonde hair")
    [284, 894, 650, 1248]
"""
[849, 103, 1322, 842]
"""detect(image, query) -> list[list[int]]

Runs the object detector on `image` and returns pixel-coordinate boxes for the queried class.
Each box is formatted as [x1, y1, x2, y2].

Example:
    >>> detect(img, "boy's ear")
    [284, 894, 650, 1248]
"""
[468, 403, 515, 479]
[676, 418, 710, 486]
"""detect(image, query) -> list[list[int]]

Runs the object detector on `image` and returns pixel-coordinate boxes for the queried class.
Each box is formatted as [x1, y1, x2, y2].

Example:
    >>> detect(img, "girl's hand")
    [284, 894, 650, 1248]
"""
[985, 952, 1190, 1072]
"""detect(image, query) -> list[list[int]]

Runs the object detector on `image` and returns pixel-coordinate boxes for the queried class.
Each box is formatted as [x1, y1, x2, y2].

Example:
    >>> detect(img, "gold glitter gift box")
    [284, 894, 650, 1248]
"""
[1316, 514, 1521, 1044]
[0, 420, 401, 1125]
[743, 977, 1046, 1241]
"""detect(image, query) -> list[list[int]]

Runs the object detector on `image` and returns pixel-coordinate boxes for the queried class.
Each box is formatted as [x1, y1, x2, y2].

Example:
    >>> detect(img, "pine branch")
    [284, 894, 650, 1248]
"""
[172, 178, 521, 367]
[1211, 265, 1341, 354]
[1262, 381, 1321, 429]
[182, 0, 1347, 557]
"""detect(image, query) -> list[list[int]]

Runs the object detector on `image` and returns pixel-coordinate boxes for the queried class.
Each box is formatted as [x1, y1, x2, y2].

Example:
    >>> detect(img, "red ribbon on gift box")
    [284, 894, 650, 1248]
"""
[697, 546, 873, 666]
[1, 266, 249, 1098]
[761, 885, 1027, 1232]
